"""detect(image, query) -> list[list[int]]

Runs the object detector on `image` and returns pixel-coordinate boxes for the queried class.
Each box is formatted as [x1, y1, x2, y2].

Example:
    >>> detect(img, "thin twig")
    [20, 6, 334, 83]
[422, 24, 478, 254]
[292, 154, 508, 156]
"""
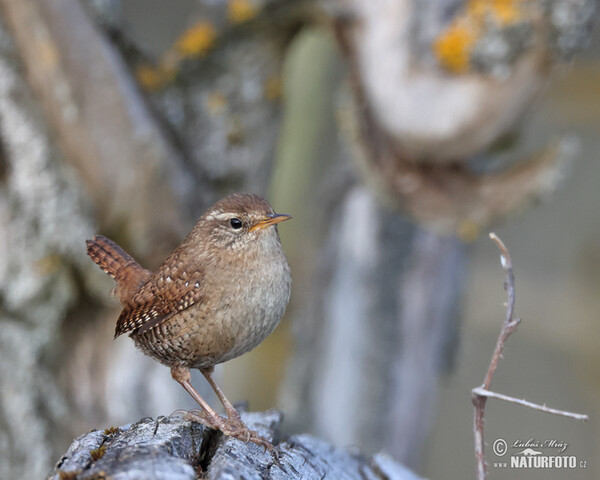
[472, 233, 519, 480]
[482, 233, 519, 391]
[472, 233, 588, 480]
[473, 387, 589, 421]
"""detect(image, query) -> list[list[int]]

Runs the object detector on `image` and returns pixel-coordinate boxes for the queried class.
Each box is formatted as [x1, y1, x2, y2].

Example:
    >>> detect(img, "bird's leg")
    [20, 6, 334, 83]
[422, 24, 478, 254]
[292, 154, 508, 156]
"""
[201, 367, 242, 422]
[172, 366, 273, 449]
[170, 366, 226, 429]
[201, 367, 274, 450]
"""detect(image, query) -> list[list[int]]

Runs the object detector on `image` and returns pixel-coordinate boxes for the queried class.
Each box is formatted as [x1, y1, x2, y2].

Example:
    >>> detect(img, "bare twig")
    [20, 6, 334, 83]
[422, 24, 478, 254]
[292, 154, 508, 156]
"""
[472, 233, 589, 480]
[472, 387, 589, 421]
[481, 233, 520, 391]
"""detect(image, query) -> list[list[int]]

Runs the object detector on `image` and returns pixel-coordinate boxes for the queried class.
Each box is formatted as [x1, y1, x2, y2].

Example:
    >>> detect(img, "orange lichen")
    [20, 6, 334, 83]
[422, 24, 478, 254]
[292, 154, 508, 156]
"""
[433, 22, 476, 73]
[469, 0, 522, 24]
[433, 0, 528, 73]
[136, 63, 168, 91]
[136, 21, 217, 91]
[263, 74, 282, 101]
[175, 21, 217, 57]
[227, 0, 258, 24]
[492, 0, 521, 23]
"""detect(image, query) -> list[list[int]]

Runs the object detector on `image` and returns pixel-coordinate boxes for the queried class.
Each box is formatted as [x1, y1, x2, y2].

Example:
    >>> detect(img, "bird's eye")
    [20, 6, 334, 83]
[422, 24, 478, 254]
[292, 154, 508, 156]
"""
[229, 218, 243, 229]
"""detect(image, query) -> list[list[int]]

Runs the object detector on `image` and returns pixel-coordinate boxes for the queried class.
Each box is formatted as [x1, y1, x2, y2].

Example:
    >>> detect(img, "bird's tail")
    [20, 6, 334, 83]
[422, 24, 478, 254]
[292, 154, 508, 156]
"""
[86, 235, 151, 304]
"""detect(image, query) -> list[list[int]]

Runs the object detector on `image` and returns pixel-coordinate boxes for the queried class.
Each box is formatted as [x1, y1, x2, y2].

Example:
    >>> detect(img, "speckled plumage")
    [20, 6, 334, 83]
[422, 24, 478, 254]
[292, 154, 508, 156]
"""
[87, 194, 291, 372]
[88, 194, 291, 448]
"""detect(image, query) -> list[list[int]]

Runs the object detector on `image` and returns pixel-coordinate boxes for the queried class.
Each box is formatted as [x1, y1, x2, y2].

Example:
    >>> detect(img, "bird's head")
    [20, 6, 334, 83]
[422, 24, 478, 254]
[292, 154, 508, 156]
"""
[199, 193, 291, 251]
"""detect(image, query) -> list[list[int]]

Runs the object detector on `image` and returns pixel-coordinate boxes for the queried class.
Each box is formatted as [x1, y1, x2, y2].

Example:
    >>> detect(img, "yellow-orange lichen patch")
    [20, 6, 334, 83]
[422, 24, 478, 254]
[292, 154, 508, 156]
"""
[136, 63, 169, 91]
[228, 0, 258, 24]
[135, 21, 220, 91]
[175, 21, 217, 57]
[470, 0, 522, 24]
[433, 0, 528, 73]
[433, 21, 477, 73]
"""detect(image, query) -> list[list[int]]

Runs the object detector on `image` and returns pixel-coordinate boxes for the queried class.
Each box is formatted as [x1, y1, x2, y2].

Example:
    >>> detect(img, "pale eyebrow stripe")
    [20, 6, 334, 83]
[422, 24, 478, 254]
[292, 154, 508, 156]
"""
[205, 212, 232, 221]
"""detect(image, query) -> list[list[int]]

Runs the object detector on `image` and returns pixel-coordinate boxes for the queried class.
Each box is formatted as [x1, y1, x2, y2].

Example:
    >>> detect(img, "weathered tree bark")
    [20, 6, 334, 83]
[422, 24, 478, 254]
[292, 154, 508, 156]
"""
[280, 163, 467, 466]
[48, 411, 423, 480]
[280, 0, 594, 470]
[0, 13, 96, 479]
[0, 1, 306, 477]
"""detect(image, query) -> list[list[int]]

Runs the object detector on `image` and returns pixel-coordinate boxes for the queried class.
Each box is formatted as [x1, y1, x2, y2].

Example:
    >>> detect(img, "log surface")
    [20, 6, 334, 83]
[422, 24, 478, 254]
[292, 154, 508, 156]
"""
[48, 411, 422, 480]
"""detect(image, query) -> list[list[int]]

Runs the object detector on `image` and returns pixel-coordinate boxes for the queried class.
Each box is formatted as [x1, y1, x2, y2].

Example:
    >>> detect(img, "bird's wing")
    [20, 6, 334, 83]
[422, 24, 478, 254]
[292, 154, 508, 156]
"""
[114, 269, 205, 338]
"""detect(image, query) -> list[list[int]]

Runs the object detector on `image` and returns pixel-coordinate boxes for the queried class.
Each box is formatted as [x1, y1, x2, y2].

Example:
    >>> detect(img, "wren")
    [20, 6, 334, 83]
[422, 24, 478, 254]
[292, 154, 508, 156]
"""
[87, 193, 291, 448]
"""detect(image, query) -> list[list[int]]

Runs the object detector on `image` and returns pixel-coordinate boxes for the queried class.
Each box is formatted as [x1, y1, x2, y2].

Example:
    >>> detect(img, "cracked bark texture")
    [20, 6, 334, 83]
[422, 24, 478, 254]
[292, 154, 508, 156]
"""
[0, 0, 302, 477]
[48, 411, 423, 480]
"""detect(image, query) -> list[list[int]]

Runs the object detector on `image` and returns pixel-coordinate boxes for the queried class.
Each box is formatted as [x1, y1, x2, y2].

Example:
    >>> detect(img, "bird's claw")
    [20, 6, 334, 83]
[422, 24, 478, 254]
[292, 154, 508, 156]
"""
[221, 419, 274, 451]
[182, 409, 274, 450]
[181, 409, 212, 423]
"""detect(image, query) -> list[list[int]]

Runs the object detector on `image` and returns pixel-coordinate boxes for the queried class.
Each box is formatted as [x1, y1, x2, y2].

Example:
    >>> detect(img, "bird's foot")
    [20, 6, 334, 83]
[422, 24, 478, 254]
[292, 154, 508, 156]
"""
[222, 416, 274, 451]
[180, 408, 212, 423]
[170, 408, 206, 421]
[184, 409, 274, 450]
[224, 405, 243, 424]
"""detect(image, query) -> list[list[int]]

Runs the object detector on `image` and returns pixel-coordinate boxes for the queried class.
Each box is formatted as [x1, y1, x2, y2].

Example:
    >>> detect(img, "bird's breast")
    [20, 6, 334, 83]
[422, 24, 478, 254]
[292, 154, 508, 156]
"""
[211, 242, 291, 364]
[166, 233, 292, 368]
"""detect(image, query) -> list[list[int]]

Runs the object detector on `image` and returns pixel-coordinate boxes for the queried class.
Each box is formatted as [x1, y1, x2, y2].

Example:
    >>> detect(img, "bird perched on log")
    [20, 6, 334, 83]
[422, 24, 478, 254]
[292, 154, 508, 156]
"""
[87, 193, 291, 448]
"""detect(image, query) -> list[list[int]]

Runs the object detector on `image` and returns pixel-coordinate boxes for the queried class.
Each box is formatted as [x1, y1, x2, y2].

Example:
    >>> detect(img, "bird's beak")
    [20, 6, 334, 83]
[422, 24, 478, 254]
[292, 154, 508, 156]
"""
[250, 213, 292, 231]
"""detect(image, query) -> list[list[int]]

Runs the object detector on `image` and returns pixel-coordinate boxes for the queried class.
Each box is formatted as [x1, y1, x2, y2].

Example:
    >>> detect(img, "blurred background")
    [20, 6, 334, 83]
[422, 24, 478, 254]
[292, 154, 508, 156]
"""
[0, 1, 597, 479]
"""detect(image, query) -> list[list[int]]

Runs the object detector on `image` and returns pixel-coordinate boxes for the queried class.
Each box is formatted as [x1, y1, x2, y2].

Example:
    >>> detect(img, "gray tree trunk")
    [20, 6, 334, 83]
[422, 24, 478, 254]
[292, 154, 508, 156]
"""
[280, 0, 594, 470]
[279, 145, 467, 466]
[0, 0, 302, 477]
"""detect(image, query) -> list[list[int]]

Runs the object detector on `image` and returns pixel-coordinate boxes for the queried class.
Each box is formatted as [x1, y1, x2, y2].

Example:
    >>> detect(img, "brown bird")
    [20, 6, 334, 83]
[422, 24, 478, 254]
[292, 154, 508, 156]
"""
[86, 193, 291, 448]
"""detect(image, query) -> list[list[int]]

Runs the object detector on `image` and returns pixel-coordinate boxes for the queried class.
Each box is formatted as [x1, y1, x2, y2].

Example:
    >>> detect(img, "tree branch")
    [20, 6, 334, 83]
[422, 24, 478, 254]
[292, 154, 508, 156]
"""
[473, 387, 589, 421]
[472, 232, 589, 480]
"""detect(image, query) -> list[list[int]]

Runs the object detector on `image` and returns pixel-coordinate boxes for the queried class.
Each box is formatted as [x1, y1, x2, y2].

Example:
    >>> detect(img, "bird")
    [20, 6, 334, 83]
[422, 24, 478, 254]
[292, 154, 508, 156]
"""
[86, 193, 291, 448]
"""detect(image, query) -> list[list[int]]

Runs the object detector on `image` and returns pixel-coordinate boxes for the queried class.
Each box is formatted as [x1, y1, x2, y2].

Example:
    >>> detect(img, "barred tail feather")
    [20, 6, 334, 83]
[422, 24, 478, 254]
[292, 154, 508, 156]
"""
[86, 235, 151, 304]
